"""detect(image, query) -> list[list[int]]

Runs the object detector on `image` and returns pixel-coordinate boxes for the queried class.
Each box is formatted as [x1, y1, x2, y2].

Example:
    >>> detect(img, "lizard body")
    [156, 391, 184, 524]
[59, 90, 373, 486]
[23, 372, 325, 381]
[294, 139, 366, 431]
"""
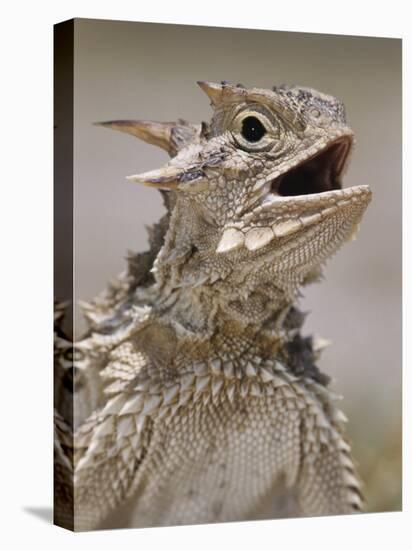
[54, 81, 371, 530]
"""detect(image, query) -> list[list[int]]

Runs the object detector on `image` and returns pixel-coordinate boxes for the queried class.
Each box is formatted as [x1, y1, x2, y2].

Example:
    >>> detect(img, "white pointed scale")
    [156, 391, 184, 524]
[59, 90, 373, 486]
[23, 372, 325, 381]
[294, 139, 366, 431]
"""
[337, 438, 351, 452]
[203, 393, 211, 406]
[134, 378, 152, 392]
[272, 219, 302, 238]
[260, 367, 276, 383]
[168, 403, 180, 417]
[223, 361, 235, 379]
[135, 415, 145, 432]
[87, 437, 105, 456]
[319, 429, 329, 445]
[180, 373, 195, 391]
[94, 416, 114, 439]
[117, 415, 135, 437]
[315, 413, 330, 429]
[216, 228, 245, 253]
[211, 377, 224, 396]
[75, 432, 91, 448]
[105, 380, 128, 394]
[312, 337, 332, 353]
[274, 360, 286, 372]
[226, 383, 235, 403]
[240, 382, 249, 399]
[178, 391, 192, 406]
[210, 358, 222, 375]
[75, 454, 94, 472]
[193, 361, 208, 376]
[157, 406, 170, 421]
[119, 393, 145, 416]
[245, 227, 274, 251]
[129, 433, 140, 449]
[195, 376, 210, 393]
[300, 212, 322, 227]
[334, 409, 348, 423]
[265, 384, 274, 396]
[342, 470, 362, 489]
[348, 222, 361, 242]
[272, 377, 288, 389]
[282, 372, 299, 383]
[250, 382, 262, 396]
[348, 493, 363, 509]
[340, 453, 356, 469]
[322, 205, 338, 217]
[162, 384, 180, 405]
[77, 299, 93, 311]
[141, 394, 163, 415]
[103, 394, 128, 415]
[121, 446, 132, 463]
[245, 363, 257, 377]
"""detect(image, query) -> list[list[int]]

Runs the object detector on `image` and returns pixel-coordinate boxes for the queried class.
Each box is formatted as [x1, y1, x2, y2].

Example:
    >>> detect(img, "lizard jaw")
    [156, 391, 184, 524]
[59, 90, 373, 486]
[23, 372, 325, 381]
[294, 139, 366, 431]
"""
[245, 131, 371, 221]
[244, 130, 371, 223]
[216, 133, 371, 254]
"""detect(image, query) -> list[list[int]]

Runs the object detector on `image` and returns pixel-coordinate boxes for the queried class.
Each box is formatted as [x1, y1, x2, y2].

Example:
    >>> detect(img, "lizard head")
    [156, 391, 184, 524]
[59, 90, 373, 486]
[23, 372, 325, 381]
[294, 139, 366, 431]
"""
[98, 81, 371, 314]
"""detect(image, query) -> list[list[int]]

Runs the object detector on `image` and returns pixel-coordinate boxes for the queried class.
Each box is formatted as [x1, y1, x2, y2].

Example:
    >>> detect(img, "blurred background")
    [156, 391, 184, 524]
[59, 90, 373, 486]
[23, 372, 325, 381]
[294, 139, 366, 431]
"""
[73, 19, 401, 513]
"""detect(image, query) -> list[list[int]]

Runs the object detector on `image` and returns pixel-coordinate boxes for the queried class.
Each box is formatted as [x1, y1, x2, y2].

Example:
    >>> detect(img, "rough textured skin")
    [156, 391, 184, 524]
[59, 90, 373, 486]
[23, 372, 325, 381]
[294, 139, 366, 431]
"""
[54, 81, 371, 531]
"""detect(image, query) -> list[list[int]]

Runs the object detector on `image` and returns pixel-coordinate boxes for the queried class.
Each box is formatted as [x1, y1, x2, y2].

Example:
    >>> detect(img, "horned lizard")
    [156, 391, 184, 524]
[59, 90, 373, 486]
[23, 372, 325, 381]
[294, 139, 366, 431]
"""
[54, 81, 371, 531]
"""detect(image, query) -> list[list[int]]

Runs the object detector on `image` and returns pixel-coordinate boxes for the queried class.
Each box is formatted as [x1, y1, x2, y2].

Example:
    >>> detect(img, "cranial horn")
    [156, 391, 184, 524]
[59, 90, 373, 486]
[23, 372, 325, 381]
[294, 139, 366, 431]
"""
[126, 165, 181, 190]
[197, 81, 225, 106]
[127, 164, 208, 192]
[197, 81, 244, 107]
[95, 120, 175, 154]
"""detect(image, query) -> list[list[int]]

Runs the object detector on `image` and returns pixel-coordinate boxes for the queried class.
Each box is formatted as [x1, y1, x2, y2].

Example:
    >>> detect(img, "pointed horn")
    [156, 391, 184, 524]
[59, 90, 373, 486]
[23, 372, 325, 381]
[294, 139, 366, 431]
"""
[127, 164, 208, 192]
[197, 81, 224, 106]
[95, 120, 175, 154]
[197, 81, 245, 107]
[127, 165, 181, 190]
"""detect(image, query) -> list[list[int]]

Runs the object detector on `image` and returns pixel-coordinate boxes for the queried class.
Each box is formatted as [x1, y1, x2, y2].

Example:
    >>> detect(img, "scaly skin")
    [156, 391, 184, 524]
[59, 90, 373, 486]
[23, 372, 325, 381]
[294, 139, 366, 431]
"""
[54, 81, 371, 530]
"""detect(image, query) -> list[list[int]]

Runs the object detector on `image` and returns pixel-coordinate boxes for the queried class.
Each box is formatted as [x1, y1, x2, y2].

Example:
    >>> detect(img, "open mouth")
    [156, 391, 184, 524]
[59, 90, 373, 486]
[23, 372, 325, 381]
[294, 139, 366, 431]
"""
[271, 136, 353, 197]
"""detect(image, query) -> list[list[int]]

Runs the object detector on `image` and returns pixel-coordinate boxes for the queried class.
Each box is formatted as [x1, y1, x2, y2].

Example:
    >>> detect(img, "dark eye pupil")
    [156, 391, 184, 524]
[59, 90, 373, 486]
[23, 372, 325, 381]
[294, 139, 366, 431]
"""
[241, 116, 266, 142]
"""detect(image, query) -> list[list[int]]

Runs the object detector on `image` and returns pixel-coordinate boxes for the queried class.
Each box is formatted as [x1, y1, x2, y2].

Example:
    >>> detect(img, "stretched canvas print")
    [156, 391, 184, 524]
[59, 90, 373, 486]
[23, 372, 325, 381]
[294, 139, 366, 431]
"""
[54, 19, 402, 531]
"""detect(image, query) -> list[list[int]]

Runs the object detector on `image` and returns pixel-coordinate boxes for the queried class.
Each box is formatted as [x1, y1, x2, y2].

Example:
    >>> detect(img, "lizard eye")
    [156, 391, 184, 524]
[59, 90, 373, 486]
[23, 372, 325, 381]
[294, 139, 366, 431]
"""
[232, 109, 278, 152]
[241, 116, 267, 142]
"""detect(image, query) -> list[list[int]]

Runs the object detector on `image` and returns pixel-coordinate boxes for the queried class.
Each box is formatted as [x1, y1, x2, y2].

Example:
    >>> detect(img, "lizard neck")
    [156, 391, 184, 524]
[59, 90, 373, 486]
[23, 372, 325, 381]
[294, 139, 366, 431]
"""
[147, 283, 293, 339]
[148, 196, 298, 336]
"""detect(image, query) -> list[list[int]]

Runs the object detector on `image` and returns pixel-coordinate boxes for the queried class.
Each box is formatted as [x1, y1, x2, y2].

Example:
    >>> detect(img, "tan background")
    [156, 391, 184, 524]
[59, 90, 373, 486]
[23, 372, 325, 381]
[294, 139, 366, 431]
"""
[73, 19, 401, 512]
